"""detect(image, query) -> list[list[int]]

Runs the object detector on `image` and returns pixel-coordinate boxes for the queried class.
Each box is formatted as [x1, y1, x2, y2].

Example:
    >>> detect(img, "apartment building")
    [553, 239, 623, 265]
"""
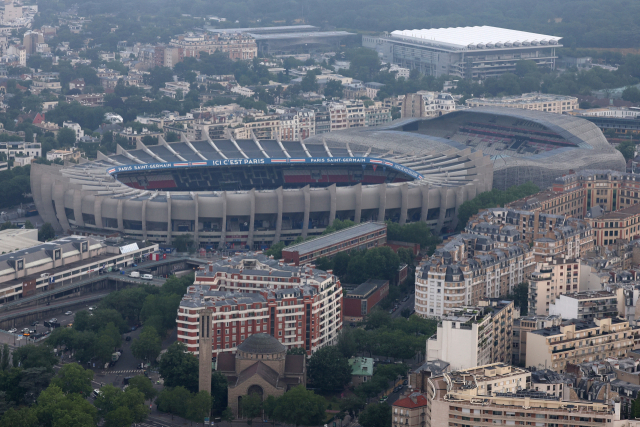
[465, 93, 578, 113]
[513, 314, 562, 365]
[465, 208, 594, 260]
[364, 103, 392, 127]
[400, 91, 456, 118]
[328, 102, 348, 131]
[415, 234, 535, 318]
[526, 317, 634, 373]
[509, 170, 640, 220]
[176, 253, 343, 357]
[549, 290, 622, 320]
[392, 392, 428, 427]
[278, 108, 315, 141]
[0, 141, 41, 159]
[425, 299, 515, 370]
[170, 32, 257, 60]
[528, 257, 581, 316]
[424, 363, 619, 427]
[588, 203, 640, 247]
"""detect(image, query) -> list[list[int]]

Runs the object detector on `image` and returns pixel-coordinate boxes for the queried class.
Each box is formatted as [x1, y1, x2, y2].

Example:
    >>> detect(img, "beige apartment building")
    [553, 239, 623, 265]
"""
[512, 314, 562, 365]
[424, 363, 620, 427]
[528, 257, 581, 316]
[465, 208, 594, 261]
[466, 93, 579, 113]
[416, 234, 535, 318]
[526, 317, 634, 373]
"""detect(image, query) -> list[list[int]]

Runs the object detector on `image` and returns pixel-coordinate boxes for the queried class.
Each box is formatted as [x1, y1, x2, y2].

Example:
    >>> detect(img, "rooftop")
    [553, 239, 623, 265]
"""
[346, 278, 388, 299]
[348, 357, 373, 377]
[282, 222, 386, 256]
[390, 26, 562, 50]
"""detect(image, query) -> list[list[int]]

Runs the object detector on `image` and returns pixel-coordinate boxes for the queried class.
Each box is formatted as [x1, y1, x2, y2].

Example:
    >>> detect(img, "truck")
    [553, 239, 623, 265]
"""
[111, 352, 121, 362]
[128, 271, 140, 278]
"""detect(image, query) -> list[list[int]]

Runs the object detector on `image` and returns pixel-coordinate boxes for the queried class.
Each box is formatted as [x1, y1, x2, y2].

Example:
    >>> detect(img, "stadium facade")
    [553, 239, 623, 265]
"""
[31, 108, 620, 248]
[363, 26, 562, 79]
[31, 123, 493, 248]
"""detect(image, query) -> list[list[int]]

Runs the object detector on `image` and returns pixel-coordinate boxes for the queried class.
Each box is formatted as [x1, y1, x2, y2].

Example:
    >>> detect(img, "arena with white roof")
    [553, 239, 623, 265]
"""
[364, 25, 563, 79]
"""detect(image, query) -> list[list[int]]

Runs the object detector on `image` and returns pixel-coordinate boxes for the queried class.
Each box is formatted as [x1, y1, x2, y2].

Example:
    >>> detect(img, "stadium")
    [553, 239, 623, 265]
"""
[377, 107, 626, 191]
[30, 107, 621, 248]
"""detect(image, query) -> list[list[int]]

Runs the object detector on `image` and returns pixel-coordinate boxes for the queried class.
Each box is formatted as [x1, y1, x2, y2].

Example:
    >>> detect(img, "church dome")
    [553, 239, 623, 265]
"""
[237, 333, 286, 355]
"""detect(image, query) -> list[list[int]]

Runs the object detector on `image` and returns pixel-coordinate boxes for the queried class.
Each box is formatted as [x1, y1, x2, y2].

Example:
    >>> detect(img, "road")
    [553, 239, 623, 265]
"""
[390, 293, 415, 318]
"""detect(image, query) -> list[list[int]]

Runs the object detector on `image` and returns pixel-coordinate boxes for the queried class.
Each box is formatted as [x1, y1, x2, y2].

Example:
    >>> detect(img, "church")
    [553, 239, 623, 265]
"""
[216, 334, 306, 418]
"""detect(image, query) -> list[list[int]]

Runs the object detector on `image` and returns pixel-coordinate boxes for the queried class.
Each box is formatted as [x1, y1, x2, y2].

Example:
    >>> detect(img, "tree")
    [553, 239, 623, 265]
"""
[623, 86, 640, 103]
[128, 375, 157, 402]
[264, 241, 285, 259]
[158, 342, 199, 392]
[35, 385, 98, 427]
[186, 391, 212, 422]
[617, 139, 636, 161]
[271, 385, 325, 427]
[38, 222, 55, 241]
[173, 234, 194, 253]
[505, 282, 529, 315]
[56, 127, 76, 147]
[358, 403, 391, 427]
[24, 220, 34, 229]
[324, 79, 344, 98]
[287, 347, 306, 355]
[241, 393, 263, 425]
[51, 363, 93, 396]
[515, 60, 539, 77]
[94, 385, 148, 427]
[0, 407, 38, 427]
[156, 386, 192, 418]
[1, 344, 9, 370]
[336, 328, 357, 359]
[131, 326, 162, 363]
[12, 344, 57, 371]
[211, 371, 229, 416]
[301, 71, 318, 93]
[307, 346, 352, 394]
[221, 407, 235, 423]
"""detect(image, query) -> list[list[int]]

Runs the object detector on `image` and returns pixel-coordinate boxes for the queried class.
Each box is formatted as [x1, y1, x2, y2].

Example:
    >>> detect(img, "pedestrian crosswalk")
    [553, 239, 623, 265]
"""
[101, 369, 144, 375]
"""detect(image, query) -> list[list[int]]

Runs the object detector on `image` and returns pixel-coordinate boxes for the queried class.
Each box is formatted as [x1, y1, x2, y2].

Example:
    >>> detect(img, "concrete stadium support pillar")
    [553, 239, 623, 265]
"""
[142, 200, 148, 240]
[94, 197, 104, 228]
[399, 183, 409, 225]
[329, 184, 337, 226]
[220, 192, 228, 249]
[302, 185, 310, 238]
[354, 183, 362, 223]
[452, 187, 466, 231]
[377, 183, 387, 222]
[73, 190, 84, 227]
[274, 187, 283, 244]
[193, 194, 199, 248]
[117, 199, 124, 232]
[53, 183, 70, 231]
[437, 187, 450, 231]
[36, 171, 62, 232]
[420, 184, 430, 222]
[166, 194, 172, 245]
[247, 189, 255, 248]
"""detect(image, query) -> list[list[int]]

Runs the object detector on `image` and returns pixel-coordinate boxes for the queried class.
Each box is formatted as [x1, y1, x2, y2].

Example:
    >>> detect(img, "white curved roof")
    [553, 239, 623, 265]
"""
[391, 26, 562, 49]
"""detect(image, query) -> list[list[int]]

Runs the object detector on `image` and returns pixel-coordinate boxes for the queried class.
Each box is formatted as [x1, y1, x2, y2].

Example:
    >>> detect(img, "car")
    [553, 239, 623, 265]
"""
[88, 307, 95, 311]
[8, 328, 16, 333]
[50, 318, 57, 322]
[93, 389, 101, 398]
[31, 321, 39, 326]
[403, 379, 408, 385]
[388, 309, 393, 314]
[66, 323, 73, 328]
[64, 311, 72, 315]
[125, 336, 131, 341]
[22, 328, 30, 333]
[379, 395, 388, 403]
[141, 274, 153, 280]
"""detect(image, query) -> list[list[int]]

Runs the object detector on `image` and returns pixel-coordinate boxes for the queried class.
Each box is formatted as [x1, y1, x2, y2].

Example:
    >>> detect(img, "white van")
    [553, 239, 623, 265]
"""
[141, 274, 153, 280]
[129, 271, 140, 278]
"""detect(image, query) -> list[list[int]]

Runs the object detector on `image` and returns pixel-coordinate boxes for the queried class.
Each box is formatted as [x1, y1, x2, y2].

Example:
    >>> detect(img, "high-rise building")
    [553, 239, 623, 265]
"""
[425, 299, 515, 370]
[176, 253, 343, 357]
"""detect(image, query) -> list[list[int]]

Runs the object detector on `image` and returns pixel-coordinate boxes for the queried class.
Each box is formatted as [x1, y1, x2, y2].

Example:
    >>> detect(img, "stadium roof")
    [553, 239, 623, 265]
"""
[207, 25, 317, 34]
[390, 26, 561, 49]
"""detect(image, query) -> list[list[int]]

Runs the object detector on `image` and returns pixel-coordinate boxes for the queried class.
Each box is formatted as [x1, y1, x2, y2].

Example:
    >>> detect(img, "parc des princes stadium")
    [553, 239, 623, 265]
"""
[31, 107, 625, 249]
